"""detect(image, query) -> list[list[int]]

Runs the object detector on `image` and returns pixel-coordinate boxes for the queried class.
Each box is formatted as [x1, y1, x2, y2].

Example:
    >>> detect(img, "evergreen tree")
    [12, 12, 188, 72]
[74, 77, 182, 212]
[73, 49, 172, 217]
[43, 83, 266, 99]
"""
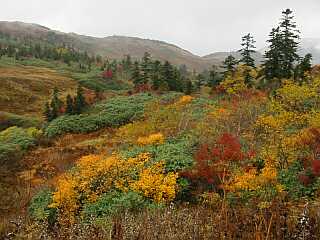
[141, 52, 152, 84]
[66, 94, 74, 115]
[264, 9, 300, 80]
[50, 87, 63, 119]
[184, 79, 193, 95]
[132, 61, 142, 87]
[222, 55, 238, 76]
[74, 85, 86, 114]
[279, 8, 300, 78]
[208, 65, 221, 87]
[263, 27, 282, 80]
[239, 33, 256, 68]
[294, 53, 313, 82]
[43, 102, 53, 122]
[196, 73, 205, 90]
[151, 60, 162, 90]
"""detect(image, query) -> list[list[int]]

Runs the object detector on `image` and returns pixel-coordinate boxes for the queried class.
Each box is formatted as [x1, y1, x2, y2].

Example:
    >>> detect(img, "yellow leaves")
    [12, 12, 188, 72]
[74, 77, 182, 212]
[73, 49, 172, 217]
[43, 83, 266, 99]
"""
[130, 161, 178, 203]
[220, 74, 247, 95]
[176, 95, 194, 105]
[137, 133, 165, 146]
[219, 65, 257, 95]
[50, 152, 178, 221]
[49, 175, 79, 221]
[274, 80, 319, 113]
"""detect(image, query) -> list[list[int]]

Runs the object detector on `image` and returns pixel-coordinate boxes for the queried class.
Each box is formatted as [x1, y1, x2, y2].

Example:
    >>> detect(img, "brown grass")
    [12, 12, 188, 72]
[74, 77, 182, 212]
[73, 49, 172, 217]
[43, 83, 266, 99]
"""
[0, 65, 77, 117]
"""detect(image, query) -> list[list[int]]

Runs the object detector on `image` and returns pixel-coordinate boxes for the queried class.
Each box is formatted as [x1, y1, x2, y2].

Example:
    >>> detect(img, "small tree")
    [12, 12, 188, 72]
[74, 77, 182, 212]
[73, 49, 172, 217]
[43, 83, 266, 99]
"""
[43, 102, 53, 122]
[222, 55, 238, 76]
[132, 61, 142, 88]
[74, 86, 86, 114]
[294, 53, 313, 82]
[66, 94, 74, 115]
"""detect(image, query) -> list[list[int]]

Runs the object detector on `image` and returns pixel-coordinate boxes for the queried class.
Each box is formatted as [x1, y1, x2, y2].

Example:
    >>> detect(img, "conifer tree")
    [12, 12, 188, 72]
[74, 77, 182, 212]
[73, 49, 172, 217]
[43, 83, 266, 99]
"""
[280, 8, 300, 78]
[66, 94, 74, 115]
[208, 65, 221, 87]
[151, 60, 162, 90]
[264, 9, 300, 81]
[141, 52, 152, 84]
[50, 87, 63, 119]
[132, 61, 142, 88]
[196, 73, 205, 90]
[294, 53, 313, 82]
[43, 102, 53, 122]
[184, 79, 193, 95]
[74, 85, 86, 114]
[239, 33, 256, 68]
[222, 55, 238, 76]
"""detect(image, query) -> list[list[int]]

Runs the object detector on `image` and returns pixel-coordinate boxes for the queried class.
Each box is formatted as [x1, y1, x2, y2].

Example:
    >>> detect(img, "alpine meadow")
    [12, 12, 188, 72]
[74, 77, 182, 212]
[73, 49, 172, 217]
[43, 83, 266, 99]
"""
[1, 2, 320, 239]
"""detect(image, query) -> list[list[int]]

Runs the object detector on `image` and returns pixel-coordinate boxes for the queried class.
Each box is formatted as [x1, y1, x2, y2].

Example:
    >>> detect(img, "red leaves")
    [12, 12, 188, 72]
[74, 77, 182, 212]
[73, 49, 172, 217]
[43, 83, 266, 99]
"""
[102, 69, 113, 79]
[182, 133, 254, 188]
[312, 160, 320, 176]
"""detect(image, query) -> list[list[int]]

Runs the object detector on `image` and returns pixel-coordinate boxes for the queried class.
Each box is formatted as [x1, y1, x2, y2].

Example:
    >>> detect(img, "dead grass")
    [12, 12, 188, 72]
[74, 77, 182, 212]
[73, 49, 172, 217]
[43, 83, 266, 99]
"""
[0, 65, 77, 117]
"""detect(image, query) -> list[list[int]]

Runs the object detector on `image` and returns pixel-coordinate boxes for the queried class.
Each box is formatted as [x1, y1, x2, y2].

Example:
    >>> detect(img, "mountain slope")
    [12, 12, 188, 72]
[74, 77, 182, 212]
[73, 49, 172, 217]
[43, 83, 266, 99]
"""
[0, 21, 217, 71]
[0, 63, 77, 116]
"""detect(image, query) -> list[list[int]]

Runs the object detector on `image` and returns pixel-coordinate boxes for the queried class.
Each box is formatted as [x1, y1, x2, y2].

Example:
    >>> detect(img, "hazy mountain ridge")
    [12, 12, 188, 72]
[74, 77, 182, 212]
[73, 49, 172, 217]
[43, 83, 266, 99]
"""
[0, 21, 319, 71]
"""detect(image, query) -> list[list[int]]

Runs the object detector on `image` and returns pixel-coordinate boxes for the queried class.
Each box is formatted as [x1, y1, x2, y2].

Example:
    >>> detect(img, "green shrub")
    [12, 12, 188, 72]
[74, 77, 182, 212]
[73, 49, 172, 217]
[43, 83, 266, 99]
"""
[45, 93, 156, 138]
[29, 189, 56, 222]
[121, 136, 195, 171]
[82, 191, 147, 219]
[0, 126, 37, 150]
[0, 126, 40, 163]
[0, 111, 42, 131]
[278, 161, 320, 199]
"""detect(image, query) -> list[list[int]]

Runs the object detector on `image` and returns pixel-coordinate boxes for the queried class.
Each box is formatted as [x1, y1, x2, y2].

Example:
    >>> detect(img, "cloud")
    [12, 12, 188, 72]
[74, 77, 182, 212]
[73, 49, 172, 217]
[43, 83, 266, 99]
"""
[1, 0, 319, 55]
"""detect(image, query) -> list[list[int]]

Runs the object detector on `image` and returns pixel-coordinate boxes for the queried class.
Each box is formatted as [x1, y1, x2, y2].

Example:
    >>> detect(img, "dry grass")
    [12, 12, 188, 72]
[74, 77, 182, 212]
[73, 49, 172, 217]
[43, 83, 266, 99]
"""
[9, 202, 320, 240]
[0, 65, 77, 116]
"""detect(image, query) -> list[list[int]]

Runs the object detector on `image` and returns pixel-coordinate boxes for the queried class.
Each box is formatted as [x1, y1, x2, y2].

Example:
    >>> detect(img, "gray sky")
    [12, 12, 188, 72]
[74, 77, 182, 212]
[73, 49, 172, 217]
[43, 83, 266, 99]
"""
[1, 0, 319, 56]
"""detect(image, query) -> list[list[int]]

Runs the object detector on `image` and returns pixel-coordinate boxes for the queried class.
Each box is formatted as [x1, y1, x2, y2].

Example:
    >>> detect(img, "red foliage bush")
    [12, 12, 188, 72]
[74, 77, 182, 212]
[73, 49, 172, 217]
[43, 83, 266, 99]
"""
[102, 69, 113, 79]
[182, 133, 254, 190]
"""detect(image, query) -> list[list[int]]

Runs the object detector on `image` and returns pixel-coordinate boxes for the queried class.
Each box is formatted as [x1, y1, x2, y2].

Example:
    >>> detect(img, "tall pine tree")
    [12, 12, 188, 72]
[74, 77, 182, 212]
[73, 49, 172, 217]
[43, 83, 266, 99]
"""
[239, 33, 256, 68]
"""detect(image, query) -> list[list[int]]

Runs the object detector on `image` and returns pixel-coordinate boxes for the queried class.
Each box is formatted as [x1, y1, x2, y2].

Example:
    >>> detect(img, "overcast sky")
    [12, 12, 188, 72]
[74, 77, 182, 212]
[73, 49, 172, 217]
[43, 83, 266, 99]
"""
[1, 0, 319, 56]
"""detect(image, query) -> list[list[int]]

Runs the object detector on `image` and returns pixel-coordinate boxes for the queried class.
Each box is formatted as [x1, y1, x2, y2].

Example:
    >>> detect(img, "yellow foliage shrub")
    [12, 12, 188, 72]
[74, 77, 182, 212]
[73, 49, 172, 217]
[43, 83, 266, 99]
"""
[137, 133, 165, 146]
[130, 161, 178, 202]
[49, 152, 178, 221]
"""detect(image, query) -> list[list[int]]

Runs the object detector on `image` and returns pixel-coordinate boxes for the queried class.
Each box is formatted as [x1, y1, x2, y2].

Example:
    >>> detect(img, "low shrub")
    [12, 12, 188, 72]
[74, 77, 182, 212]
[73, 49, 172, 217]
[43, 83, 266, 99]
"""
[0, 111, 42, 131]
[29, 189, 56, 223]
[82, 191, 148, 219]
[0, 126, 41, 163]
[45, 93, 156, 138]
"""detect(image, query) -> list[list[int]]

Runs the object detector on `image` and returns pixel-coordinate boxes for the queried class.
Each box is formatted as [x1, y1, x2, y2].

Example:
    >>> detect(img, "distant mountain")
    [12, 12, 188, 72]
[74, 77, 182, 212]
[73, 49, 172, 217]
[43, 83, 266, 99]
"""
[299, 38, 320, 64]
[0, 21, 319, 71]
[202, 51, 264, 65]
[0, 21, 217, 71]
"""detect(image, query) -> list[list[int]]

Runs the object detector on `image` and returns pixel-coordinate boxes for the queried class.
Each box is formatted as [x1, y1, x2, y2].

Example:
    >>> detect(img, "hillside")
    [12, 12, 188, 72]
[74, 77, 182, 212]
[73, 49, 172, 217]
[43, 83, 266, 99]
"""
[0, 21, 217, 71]
[0, 62, 77, 116]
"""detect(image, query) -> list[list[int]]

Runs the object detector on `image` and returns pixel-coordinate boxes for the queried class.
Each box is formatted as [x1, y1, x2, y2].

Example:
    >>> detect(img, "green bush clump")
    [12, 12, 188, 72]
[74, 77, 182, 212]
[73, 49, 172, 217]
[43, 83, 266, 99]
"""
[121, 136, 195, 171]
[0, 126, 41, 163]
[29, 189, 56, 222]
[0, 111, 42, 131]
[278, 161, 320, 199]
[82, 191, 148, 219]
[45, 93, 156, 138]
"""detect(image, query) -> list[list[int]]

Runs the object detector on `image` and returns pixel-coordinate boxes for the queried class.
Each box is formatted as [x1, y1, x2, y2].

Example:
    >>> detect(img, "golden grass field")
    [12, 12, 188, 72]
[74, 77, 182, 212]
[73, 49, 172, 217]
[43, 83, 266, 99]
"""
[0, 65, 78, 117]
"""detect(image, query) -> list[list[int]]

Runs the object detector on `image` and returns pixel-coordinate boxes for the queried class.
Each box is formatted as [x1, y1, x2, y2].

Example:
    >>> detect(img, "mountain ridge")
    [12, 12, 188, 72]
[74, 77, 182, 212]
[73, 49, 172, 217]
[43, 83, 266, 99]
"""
[0, 21, 319, 70]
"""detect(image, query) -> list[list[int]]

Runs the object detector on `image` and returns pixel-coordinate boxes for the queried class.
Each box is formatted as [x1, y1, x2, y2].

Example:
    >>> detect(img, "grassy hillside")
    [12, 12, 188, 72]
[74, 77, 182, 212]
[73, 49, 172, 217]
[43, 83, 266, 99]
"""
[0, 21, 217, 71]
[0, 62, 77, 117]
